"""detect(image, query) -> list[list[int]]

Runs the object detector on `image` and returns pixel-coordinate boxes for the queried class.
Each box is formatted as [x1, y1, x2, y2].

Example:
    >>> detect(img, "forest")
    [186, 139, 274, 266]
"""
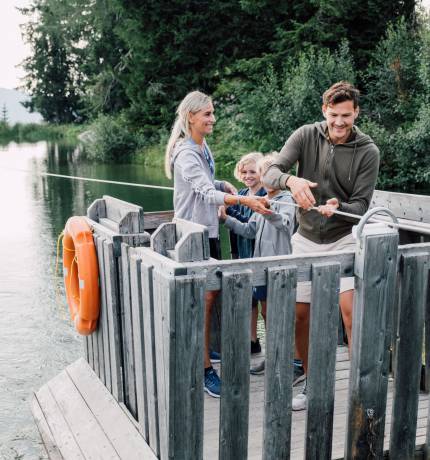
[16, 0, 430, 189]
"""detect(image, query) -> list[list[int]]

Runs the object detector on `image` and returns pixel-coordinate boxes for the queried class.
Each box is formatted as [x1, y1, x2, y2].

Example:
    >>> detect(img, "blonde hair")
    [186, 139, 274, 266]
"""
[233, 152, 264, 181]
[257, 152, 278, 179]
[164, 91, 212, 179]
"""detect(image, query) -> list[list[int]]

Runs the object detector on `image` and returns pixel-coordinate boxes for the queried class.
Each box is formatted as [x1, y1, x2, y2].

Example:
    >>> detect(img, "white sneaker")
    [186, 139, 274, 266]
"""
[292, 380, 307, 411]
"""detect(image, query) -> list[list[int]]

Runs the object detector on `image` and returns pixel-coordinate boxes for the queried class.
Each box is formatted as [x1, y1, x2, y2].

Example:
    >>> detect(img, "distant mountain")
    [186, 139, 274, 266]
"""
[0, 88, 43, 125]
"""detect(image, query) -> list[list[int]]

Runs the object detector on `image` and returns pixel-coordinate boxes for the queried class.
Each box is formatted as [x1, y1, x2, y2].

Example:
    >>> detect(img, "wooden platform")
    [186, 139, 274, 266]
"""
[203, 346, 429, 459]
[31, 358, 157, 460]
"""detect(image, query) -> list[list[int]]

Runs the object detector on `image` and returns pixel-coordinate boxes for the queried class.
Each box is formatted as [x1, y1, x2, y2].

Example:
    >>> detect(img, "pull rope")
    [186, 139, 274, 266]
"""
[269, 198, 430, 236]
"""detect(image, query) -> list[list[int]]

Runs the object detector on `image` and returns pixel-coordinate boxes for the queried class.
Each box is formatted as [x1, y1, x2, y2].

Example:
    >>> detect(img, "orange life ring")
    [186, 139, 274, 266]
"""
[63, 216, 100, 335]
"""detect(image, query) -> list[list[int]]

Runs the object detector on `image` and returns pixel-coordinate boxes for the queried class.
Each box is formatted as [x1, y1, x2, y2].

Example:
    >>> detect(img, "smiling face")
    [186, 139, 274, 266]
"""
[322, 100, 359, 145]
[188, 102, 216, 142]
[240, 161, 261, 191]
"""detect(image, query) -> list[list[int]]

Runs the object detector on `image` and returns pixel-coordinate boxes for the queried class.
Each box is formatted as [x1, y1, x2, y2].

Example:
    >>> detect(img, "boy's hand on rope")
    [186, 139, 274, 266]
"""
[318, 198, 339, 217]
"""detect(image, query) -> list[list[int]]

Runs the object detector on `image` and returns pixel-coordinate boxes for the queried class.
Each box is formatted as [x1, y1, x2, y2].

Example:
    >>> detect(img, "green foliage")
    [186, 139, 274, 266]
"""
[84, 113, 137, 162]
[0, 123, 82, 145]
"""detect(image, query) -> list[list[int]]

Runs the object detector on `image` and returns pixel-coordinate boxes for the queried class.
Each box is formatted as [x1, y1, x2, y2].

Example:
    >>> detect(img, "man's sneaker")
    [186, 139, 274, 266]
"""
[251, 338, 262, 354]
[292, 379, 307, 411]
[250, 359, 265, 375]
[293, 363, 306, 386]
[204, 368, 221, 398]
[209, 350, 221, 364]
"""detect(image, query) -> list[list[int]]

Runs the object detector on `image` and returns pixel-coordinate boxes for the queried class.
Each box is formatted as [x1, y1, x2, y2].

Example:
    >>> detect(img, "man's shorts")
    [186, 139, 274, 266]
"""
[292, 232, 356, 303]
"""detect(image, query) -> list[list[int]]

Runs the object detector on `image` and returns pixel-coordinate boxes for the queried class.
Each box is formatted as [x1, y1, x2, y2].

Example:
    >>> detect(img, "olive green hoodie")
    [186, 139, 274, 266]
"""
[264, 121, 380, 244]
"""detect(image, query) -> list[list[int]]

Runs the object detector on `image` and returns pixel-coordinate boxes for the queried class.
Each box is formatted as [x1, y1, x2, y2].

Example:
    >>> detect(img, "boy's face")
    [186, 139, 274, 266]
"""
[241, 162, 260, 189]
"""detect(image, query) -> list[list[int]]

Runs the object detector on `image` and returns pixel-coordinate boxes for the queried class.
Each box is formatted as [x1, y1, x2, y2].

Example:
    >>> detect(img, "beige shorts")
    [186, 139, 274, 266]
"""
[292, 232, 355, 303]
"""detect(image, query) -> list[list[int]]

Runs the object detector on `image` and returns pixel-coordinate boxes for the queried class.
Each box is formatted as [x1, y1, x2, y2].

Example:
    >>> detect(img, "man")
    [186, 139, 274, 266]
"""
[263, 81, 380, 411]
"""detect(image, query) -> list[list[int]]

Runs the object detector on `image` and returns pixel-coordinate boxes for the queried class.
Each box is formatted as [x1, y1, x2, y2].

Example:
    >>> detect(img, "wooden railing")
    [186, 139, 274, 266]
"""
[84, 193, 430, 459]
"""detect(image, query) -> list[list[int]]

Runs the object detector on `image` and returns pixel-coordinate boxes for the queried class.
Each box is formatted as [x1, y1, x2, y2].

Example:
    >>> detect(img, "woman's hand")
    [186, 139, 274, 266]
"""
[218, 206, 227, 221]
[318, 198, 339, 217]
[223, 181, 238, 195]
[242, 196, 272, 215]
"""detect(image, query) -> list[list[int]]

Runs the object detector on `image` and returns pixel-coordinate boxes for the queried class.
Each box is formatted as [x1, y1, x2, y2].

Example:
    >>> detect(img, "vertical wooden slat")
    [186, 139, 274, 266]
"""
[120, 243, 137, 418]
[390, 252, 428, 459]
[92, 317, 100, 378]
[129, 255, 149, 438]
[305, 262, 340, 459]
[152, 269, 175, 460]
[97, 236, 111, 392]
[173, 274, 205, 460]
[141, 262, 160, 455]
[94, 234, 105, 385]
[262, 266, 297, 460]
[425, 267, 430, 393]
[219, 270, 253, 460]
[345, 231, 398, 459]
[103, 240, 123, 401]
[86, 335, 93, 369]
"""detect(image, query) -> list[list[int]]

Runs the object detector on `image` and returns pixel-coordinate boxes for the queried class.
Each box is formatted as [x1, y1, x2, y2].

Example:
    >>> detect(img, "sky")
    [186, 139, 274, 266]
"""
[0, 0, 430, 91]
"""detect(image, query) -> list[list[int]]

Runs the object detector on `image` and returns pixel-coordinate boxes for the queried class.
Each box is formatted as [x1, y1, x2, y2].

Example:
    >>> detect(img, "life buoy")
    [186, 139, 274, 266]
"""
[63, 216, 100, 335]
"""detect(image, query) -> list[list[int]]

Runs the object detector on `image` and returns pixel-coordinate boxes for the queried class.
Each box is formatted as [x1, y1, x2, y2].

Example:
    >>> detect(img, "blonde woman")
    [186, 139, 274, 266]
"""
[165, 90, 271, 398]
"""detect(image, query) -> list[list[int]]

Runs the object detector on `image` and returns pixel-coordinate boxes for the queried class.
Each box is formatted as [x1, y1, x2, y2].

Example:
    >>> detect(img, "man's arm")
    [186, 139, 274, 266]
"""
[263, 127, 317, 209]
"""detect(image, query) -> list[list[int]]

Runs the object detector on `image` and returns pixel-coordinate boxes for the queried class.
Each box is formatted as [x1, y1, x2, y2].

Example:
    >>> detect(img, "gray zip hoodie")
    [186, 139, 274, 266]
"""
[264, 121, 380, 244]
[223, 191, 295, 257]
[171, 138, 225, 238]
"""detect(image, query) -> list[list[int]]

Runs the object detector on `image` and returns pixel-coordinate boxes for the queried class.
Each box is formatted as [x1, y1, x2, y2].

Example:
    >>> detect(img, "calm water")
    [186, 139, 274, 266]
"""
[0, 141, 181, 459]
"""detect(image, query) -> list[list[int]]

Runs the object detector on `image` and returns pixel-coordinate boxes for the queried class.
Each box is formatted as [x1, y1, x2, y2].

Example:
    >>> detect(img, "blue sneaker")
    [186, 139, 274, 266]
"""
[209, 350, 221, 364]
[204, 368, 221, 398]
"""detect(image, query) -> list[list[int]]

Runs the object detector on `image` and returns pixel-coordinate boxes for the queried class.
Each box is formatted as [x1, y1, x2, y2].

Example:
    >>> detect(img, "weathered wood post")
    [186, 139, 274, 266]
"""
[345, 211, 399, 459]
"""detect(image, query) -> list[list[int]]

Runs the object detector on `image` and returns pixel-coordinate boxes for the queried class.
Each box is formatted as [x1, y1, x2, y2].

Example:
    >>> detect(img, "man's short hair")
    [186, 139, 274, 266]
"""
[322, 81, 360, 108]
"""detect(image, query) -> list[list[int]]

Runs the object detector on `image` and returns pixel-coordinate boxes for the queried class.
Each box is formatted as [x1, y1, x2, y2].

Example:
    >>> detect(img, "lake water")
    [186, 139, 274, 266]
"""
[0, 141, 182, 459]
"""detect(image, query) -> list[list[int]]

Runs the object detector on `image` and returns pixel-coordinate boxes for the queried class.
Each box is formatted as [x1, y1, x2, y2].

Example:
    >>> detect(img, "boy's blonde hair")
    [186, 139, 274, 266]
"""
[233, 151, 263, 181]
[257, 152, 278, 179]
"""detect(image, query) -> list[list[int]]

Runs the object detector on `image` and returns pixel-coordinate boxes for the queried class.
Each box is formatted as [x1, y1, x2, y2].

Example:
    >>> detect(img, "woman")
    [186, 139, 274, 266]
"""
[165, 90, 271, 398]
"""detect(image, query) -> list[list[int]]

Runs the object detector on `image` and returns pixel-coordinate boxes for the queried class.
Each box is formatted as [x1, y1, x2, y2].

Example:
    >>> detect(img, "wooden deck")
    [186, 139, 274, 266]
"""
[203, 346, 430, 459]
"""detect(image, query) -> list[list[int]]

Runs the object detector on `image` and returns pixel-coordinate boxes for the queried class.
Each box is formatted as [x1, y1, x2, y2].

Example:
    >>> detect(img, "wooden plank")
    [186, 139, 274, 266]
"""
[371, 189, 430, 223]
[92, 320, 100, 379]
[87, 198, 106, 222]
[31, 394, 64, 460]
[390, 252, 429, 458]
[33, 386, 85, 460]
[150, 222, 176, 256]
[67, 358, 158, 460]
[141, 261, 160, 455]
[174, 232, 205, 262]
[143, 210, 174, 231]
[173, 218, 210, 260]
[104, 239, 124, 401]
[219, 269, 253, 460]
[94, 234, 106, 386]
[305, 262, 340, 459]
[425, 266, 430, 393]
[83, 336, 90, 364]
[97, 235, 111, 392]
[262, 266, 297, 460]
[103, 195, 144, 233]
[152, 269, 176, 460]
[345, 230, 399, 458]
[99, 217, 121, 233]
[120, 243, 137, 417]
[129, 254, 149, 439]
[47, 370, 120, 459]
[173, 274, 206, 459]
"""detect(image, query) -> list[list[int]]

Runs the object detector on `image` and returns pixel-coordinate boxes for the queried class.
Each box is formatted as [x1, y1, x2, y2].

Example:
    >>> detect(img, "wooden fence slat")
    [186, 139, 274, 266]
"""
[94, 234, 106, 386]
[152, 269, 175, 460]
[219, 269, 253, 460]
[305, 262, 341, 459]
[390, 252, 429, 459]
[345, 230, 399, 459]
[150, 222, 176, 256]
[173, 274, 206, 459]
[103, 239, 123, 401]
[262, 266, 297, 460]
[129, 254, 149, 439]
[92, 318, 100, 378]
[120, 243, 137, 418]
[97, 235, 111, 392]
[141, 262, 160, 455]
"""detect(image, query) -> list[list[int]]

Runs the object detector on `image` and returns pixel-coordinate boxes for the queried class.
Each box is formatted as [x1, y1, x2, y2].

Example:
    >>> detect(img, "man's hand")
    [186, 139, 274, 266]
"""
[242, 196, 273, 215]
[287, 176, 318, 210]
[223, 181, 238, 195]
[218, 206, 227, 221]
[318, 198, 339, 217]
